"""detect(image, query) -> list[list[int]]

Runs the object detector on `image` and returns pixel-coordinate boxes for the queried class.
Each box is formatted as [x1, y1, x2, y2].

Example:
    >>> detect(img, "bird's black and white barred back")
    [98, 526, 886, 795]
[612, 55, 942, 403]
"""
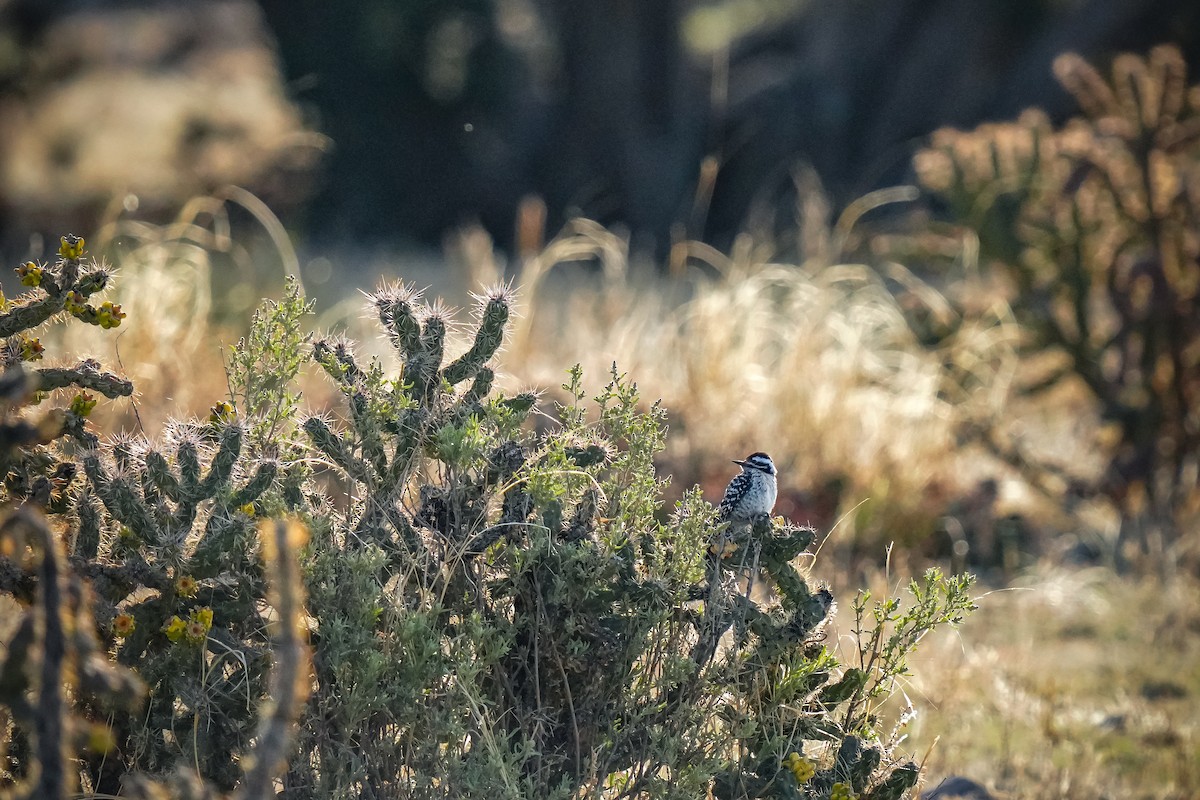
[717, 451, 778, 522]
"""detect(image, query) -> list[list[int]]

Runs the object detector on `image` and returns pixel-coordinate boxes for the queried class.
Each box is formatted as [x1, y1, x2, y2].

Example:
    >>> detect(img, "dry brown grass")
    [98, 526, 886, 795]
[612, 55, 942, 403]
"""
[890, 568, 1200, 799]
[444, 218, 1037, 555]
[34, 189, 316, 437]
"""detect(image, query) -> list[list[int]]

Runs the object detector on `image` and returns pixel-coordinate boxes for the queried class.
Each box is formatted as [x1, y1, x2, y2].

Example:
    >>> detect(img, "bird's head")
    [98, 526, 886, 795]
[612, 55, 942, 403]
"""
[734, 452, 776, 476]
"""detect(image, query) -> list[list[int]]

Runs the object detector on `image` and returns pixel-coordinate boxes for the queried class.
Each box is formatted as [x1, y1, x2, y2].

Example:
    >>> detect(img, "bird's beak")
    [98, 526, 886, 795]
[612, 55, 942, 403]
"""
[732, 459, 747, 467]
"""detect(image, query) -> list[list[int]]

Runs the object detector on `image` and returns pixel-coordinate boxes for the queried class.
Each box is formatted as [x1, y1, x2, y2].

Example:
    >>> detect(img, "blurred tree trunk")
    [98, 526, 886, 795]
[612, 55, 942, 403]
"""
[540, 0, 703, 251]
[705, 0, 1200, 249]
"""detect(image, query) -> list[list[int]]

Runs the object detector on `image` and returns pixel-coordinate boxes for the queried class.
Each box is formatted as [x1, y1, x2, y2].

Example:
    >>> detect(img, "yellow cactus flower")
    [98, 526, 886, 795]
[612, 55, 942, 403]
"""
[69, 391, 97, 417]
[19, 337, 44, 362]
[831, 782, 857, 800]
[185, 619, 208, 643]
[192, 606, 214, 630]
[96, 301, 126, 329]
[64, 291, 87, 316]
[183, 606, 214, 644]
[240, 502, 256, 517]
[163, 615, 187, 642]
[175, 574, 199, 598]
[17, 261, 43, 287]
[209, 400, 236, 423]
[59, 235, 85, 260]
[113, 613, 136, 638]
[783, 752, 815, 783]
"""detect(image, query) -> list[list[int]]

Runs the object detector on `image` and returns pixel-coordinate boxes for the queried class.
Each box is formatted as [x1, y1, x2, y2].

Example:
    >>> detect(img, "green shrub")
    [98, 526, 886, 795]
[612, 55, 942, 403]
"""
[290, 281, 976, 798]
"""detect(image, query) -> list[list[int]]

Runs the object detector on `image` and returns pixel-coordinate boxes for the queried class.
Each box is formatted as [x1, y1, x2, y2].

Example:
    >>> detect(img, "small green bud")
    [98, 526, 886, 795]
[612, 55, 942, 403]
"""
[69, 391, 97, 417]
[19, 336, 44, 362]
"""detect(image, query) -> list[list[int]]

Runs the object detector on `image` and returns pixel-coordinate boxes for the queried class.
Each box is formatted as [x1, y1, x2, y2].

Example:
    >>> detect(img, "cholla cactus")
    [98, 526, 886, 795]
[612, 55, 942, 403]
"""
[0, 502, 311, 800]
[0, 236, 132, 507]
[69, 418, 290, 789]
[914, 44, 1200, 554]
[0, 245, 310, 792]
[0, 236, 124, 340]
[305, 282, 530, 513]
[81, 422, 276, 566]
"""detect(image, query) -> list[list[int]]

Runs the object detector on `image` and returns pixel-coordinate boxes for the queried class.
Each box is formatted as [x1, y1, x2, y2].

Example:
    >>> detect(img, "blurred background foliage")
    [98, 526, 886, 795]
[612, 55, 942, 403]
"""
[1, 0, 1199, 261]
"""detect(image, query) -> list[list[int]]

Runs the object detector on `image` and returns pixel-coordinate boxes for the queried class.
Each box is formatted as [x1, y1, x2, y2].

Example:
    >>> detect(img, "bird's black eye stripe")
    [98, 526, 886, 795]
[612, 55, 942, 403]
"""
[743, 453, 774, 473]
